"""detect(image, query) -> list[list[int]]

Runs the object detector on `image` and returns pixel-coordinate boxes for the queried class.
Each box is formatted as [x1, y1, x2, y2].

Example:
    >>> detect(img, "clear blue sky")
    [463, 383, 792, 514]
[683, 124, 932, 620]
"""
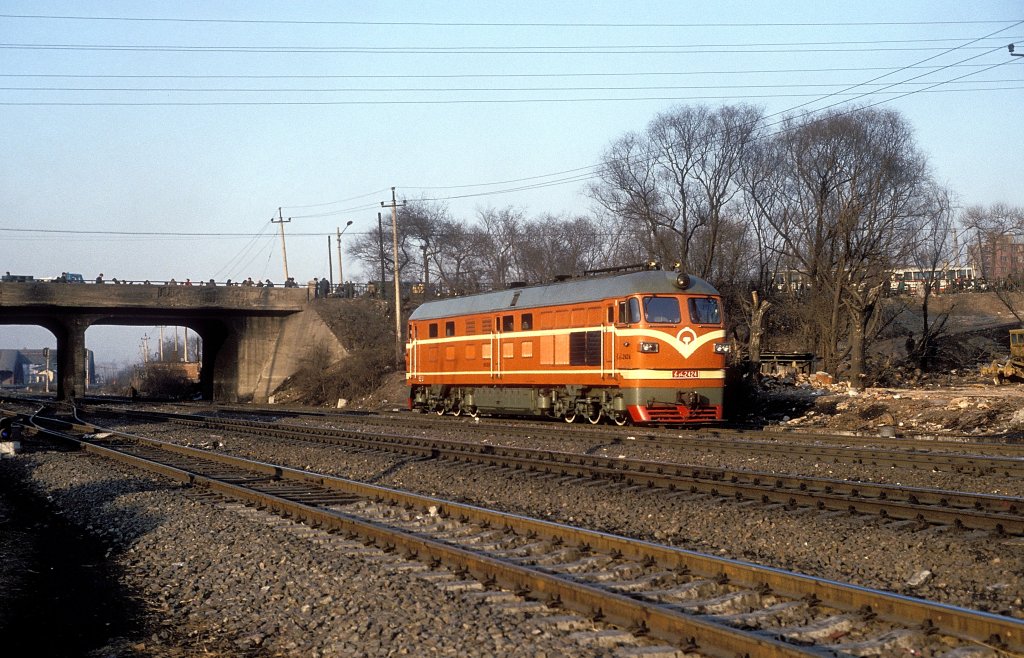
[2, 1, 1022, 365]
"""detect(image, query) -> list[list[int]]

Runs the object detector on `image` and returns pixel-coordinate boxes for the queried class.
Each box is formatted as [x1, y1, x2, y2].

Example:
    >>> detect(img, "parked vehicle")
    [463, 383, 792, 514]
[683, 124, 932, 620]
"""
[982, 329, 1024, 384]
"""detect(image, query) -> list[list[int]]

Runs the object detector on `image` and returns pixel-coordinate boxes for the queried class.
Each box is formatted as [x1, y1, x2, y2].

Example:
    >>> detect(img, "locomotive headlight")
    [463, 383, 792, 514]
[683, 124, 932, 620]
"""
[714, 342, 731, 354]
[639, 341, 660, 353]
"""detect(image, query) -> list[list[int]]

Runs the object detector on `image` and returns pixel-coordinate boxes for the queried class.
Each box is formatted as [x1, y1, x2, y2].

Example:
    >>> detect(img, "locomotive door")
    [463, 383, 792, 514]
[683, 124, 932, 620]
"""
[490, 315, 501, 380]
[603, 303, 616, 379]
[408, 323, 418, 379]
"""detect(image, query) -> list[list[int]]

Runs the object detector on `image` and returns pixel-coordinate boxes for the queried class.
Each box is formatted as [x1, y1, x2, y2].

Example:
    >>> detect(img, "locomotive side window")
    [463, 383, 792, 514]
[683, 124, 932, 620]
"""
[628, 298, 642, 323]
[617, 301, 628, 324]
[501, 315, 514, 332]
[445, 321, 455, 337]
[643, 297, 680, 324]
[607, 306, 614, 323]
[428, 323, 439, 338]
[688, 297, 722, 325]
[521, 313, 533, 330]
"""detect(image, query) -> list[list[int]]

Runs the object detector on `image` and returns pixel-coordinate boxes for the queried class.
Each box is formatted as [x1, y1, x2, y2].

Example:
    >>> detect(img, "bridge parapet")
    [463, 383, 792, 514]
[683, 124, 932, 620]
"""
[0, 281, 309, 314]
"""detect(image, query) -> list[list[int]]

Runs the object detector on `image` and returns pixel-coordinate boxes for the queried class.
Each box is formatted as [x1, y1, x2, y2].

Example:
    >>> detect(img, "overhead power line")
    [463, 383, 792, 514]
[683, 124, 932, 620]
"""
[0, 13, 1020, 28]
[2, 85, 1019, 106]
[0, 64, 1004, 80]
[4, 79, 1020, 93]
[0, 42, 1016, 55]
[0, 226, 348, 237]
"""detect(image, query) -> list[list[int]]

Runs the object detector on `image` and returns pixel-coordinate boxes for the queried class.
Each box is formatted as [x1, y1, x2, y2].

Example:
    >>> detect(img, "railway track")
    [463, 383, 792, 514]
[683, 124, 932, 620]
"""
[86, 407, 1024, 536]
[132, 399, 1024, 471]
[21, 409, 1024, 657]
[348, 411, 1024, 477]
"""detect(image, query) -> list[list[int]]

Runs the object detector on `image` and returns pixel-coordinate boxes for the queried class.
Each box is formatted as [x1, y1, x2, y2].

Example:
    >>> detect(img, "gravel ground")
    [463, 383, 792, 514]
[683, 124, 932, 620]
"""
[376, 415, 1024, 496]
[116, 417, 1024, 619]
[0, 448, 668, 657]
[3, 409, 1023, 656]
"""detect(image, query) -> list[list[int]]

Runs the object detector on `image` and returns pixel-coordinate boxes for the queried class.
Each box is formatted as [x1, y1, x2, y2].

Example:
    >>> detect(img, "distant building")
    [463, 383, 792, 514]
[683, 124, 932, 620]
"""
[0, 350, 32, 386]
[970, 234, 1024, 282]
[0, 348, 97, 389]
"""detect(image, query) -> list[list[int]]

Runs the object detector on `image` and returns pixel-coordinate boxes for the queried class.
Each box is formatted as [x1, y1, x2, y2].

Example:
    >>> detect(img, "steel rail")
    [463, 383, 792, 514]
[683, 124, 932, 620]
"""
[70, 397, 1024, 459]
[23, 414, 1024, 655]
[121, 410, 1024, 535]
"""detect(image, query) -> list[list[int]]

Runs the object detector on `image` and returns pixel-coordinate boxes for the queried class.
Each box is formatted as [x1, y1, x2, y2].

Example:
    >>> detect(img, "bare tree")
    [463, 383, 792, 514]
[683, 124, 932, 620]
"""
[517, 214, 610, 282]
[588, 104, 763, 278]
[476, 206, 527, 289]
[430, 218, 487, 295]
[766, 107, 930, 385]
[906, 184, 959, 368]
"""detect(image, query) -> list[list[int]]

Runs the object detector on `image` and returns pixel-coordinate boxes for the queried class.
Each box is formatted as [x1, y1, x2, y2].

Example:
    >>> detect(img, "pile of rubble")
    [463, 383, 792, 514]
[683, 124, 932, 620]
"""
[761, 372, 1024, 436]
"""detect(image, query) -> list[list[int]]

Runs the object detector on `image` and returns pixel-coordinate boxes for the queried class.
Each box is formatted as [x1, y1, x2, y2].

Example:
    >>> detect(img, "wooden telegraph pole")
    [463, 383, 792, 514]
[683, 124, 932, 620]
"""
[381, 187, 406, 367]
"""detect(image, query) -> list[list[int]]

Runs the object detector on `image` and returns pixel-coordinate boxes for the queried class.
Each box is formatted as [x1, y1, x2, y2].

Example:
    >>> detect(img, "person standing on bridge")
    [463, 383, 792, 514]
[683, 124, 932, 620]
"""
[95, 273, 104, 284]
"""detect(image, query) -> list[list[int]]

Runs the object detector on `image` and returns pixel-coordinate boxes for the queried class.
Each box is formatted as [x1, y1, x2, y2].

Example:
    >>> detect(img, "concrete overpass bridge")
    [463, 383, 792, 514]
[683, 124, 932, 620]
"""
[0, 281, 345, 401]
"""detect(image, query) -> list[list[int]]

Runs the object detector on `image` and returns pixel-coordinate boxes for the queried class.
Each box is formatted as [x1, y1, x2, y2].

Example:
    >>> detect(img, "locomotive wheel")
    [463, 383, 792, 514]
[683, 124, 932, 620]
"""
[467, 406, 479, 418]
[451, 406, 462, 417]
[435, 406, 446, 416]
[586, 407, 603, 424]
[611, 412, 630, 426]
[563, 410, 578, 423]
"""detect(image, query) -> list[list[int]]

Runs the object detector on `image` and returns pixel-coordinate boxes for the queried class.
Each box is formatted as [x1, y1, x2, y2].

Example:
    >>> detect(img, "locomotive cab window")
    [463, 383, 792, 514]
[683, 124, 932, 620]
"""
[445, 321, 455, 337]
[521, 313, 532, 331]
[643, 296, 680, 324]
[688, 297, 722, 325]
[628, 298, 641, 324]
[501, 315, 514, 332]
[428, 323, 439, 338]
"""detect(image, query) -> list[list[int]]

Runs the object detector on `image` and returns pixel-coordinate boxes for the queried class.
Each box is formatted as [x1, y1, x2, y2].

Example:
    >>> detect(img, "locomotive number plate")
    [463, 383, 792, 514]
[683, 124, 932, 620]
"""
[672, 369, 699, 379]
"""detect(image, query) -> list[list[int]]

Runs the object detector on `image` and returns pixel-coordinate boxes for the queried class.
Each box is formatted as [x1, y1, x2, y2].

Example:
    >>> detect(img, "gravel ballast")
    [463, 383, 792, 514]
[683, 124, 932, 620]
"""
[0, 449, 653, 657]
[4, 409, 1024, 655]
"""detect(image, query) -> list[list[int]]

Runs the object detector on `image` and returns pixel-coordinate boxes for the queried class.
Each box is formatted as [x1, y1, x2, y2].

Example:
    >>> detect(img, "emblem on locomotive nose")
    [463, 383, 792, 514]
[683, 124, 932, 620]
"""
[676, 327, 698, 345]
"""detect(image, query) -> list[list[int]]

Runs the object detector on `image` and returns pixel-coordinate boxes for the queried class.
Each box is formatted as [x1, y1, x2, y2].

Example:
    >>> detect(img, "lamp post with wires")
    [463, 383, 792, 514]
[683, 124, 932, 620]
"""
[1010, 43, 1023, 57]
[272, 207, 291, 283]
[336, 220, 353, 295]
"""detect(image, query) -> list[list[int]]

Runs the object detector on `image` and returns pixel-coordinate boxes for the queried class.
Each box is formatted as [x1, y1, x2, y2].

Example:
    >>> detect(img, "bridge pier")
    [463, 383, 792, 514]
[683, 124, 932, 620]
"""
[52, 317, 91, 401]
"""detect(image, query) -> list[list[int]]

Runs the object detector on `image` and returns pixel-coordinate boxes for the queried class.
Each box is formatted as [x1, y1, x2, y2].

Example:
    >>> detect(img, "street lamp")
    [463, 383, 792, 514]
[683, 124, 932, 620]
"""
[337, 220, 353, 295]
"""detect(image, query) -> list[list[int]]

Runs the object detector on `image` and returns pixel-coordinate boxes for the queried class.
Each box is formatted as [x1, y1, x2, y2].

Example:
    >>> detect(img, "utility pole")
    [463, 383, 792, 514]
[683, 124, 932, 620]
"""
[327, 235, 333, 290]
[421, 243, 429, 296]
[1010, 43, 1023, 57]
[272, 207, 291, 283]
[381, 187, 406, 366]
[377, 212, 386, 286]
[337, 220, 353, 294]
[159, 326, 165, 362]
[141, 334, 150, 364]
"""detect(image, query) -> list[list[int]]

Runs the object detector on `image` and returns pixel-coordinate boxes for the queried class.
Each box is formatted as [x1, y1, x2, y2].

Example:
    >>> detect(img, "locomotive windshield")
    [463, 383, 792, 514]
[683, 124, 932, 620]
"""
[688, 297, 721, 325]
[642, 296, 681, 324]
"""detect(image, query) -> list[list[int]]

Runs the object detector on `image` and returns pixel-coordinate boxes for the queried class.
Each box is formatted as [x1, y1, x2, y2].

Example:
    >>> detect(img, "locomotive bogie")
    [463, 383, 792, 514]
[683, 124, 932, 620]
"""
[406, 268, 727, 425]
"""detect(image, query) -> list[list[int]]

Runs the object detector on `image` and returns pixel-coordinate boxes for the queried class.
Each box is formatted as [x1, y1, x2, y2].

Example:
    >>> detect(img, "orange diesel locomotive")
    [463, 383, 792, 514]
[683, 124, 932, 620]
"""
[406, 265, 728, 425]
